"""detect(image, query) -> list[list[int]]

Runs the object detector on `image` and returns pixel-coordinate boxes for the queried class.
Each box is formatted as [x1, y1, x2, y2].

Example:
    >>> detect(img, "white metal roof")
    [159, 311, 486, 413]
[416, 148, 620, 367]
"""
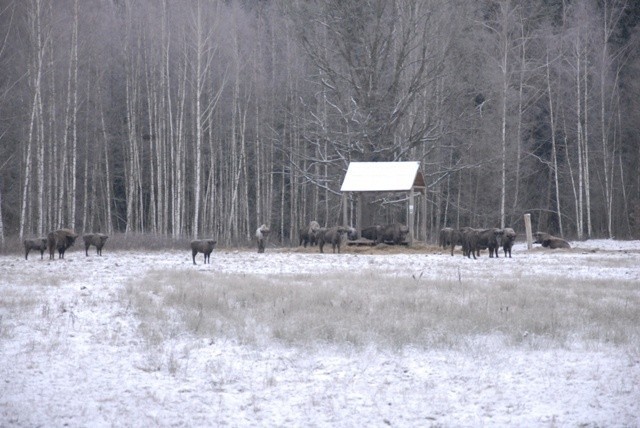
[340, 161, 425, 192]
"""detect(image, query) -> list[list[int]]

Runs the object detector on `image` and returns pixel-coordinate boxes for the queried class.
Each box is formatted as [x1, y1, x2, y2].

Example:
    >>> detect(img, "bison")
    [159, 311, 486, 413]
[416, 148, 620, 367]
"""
[83, 233, 109, 256]
[256, 224, 270, 253]
[444, 227, 472, 256]
[24, 237, 48, 260]
[533, 231, 571, 249]
[461, 228, 480, 259]
[191, 239, 217, 264]
[299, 220, 321, 247]
[47, 228, 78, 260]
[501, 228, 517, 258]
[439, 227, 455, 249]
[317, 226, 355, 253]
[378, 223, 410, 245]
[475, 228, 504, 258]
[361, 225, 382, 242]
[459, 227, 502, 259]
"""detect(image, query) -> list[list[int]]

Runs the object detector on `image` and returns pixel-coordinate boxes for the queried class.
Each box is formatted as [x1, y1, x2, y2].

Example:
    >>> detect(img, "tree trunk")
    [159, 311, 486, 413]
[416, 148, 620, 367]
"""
[546, 53, 563, 236]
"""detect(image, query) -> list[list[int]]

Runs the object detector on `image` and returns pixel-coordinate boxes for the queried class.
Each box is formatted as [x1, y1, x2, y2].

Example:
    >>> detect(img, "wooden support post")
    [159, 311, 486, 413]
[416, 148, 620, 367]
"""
[408, 189, 415, 246]
[524, 213, 532, 249]
[342, 193, 348, 227]
[356, 192, 362, 238]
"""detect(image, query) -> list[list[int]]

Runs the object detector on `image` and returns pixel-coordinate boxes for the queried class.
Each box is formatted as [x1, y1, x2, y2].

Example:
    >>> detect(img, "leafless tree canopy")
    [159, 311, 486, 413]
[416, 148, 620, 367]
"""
[0, 0, 639, 246]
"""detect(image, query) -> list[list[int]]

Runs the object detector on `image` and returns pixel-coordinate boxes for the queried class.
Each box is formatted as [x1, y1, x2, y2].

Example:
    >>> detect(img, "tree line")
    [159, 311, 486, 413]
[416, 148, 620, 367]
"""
[0, 0, 639, 247]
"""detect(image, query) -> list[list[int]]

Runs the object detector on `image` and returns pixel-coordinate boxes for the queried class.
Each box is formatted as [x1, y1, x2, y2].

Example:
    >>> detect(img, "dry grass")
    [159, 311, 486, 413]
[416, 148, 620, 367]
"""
[125, 269, 640, 352]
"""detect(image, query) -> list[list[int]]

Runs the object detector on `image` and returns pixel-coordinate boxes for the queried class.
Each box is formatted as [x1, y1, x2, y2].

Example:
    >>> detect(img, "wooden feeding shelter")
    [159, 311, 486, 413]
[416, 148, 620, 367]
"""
[340, 161, 426, 245]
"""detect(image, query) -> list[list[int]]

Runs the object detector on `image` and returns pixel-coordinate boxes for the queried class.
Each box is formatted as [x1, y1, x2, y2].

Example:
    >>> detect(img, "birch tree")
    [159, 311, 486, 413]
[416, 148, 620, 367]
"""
[19, 0, 45, 238]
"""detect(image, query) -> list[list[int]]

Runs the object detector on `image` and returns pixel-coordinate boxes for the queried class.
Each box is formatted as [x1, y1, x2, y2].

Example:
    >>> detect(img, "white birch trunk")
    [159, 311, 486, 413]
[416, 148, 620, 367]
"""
[192, 0, 203, 238]
[582, 51, 592, 238]
[546, 54, 563, 236]
[575, 37, 584, 239]
[69, 0, 79, 230]
[20, 0, 44, 238]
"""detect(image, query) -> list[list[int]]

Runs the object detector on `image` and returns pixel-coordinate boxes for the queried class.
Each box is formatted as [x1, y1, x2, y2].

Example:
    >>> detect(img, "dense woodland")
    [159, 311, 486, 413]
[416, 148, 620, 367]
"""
[0, 0, 639, 247]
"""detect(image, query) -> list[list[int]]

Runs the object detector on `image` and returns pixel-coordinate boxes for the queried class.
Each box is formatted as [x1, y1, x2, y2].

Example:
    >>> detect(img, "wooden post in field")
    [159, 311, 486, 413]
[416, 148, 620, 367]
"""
[524, 213, 532, 249]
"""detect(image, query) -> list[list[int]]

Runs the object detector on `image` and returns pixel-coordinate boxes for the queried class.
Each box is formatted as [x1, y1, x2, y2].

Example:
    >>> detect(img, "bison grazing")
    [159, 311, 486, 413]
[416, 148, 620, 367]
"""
[361, 225, 382, 242]
[378, 223, 410, 245]
[256, 224, 270, 253]
[299, 220, 321, 247]
[191, 239, 217, 264]
[317, 226, 354, 253]
[501, 228, 517, 258]
[47, 228, 78, 260]
[83, 233, 109, 256]
[24, 237, 48, 260]
[533, 231, 571, 249]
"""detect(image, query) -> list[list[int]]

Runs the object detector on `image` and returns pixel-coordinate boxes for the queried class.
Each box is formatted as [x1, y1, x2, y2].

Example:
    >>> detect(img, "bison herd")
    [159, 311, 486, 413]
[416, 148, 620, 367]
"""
[298, 221, 411, 254]
[23, 223, 571, 265]
[439, 227, 514, 259]
[24, 229, 108, 260]
[439, 227, 571, 259]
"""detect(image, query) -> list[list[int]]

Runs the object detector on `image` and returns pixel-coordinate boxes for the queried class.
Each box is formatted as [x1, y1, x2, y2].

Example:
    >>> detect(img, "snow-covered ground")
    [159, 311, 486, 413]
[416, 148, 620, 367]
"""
[1, 239, 639, 427]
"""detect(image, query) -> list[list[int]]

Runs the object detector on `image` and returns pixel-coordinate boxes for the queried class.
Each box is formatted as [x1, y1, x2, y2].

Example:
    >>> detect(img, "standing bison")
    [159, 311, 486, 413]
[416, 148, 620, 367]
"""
[460, 227, 502, 259]
[317, 226, 355, 253]
[299, 220, 321, 247]
[83, 233, 109, 256]
[24, 237, 48, 260]
[256, 224, 270, 253]
[501, 228, 517, 257]
[533, 231, 571, 249]
[47, 229, 78, 260]
[445, 227, 472, 256]
[461, 228, 480, 259]
[475, 228, 504, 258]
[439, 227, 455, 249]
[191, 239, 217, 264]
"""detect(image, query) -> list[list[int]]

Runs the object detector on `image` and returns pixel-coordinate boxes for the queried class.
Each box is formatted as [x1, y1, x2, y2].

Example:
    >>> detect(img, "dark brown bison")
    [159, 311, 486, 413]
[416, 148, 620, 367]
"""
[299, 220, 321, 247]
[501, 228, 517, 258]
[47, 228, 78, 260]
[361, 225, 382, 242]
[24, 237, 48, 260]
[318, 226, 355, 253]
[256, 224, 270, 253]
[533, 232, 571, 249]
[439, 227, 455, 248]
[459, 227, 502, 259]
[83, 233, 109, 256]
[446, 227, 473, 256]
[475, 228, 504, 258]
[461, 228, 480, 259]
[191, 239, 217, 264]
[378, 223, 410, 245]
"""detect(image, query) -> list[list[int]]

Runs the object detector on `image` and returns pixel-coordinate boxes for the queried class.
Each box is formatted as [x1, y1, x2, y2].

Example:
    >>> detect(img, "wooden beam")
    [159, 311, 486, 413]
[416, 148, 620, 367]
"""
[408, 189, 415, 246]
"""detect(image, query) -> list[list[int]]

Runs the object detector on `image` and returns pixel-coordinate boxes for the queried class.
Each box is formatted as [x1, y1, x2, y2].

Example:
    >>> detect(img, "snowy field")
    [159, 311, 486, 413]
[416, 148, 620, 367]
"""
[1, 239, 639, 427]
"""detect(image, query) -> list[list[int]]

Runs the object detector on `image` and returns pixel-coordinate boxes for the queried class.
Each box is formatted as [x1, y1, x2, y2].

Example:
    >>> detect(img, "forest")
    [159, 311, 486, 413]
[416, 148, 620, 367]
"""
[0, 0, 639, 247]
